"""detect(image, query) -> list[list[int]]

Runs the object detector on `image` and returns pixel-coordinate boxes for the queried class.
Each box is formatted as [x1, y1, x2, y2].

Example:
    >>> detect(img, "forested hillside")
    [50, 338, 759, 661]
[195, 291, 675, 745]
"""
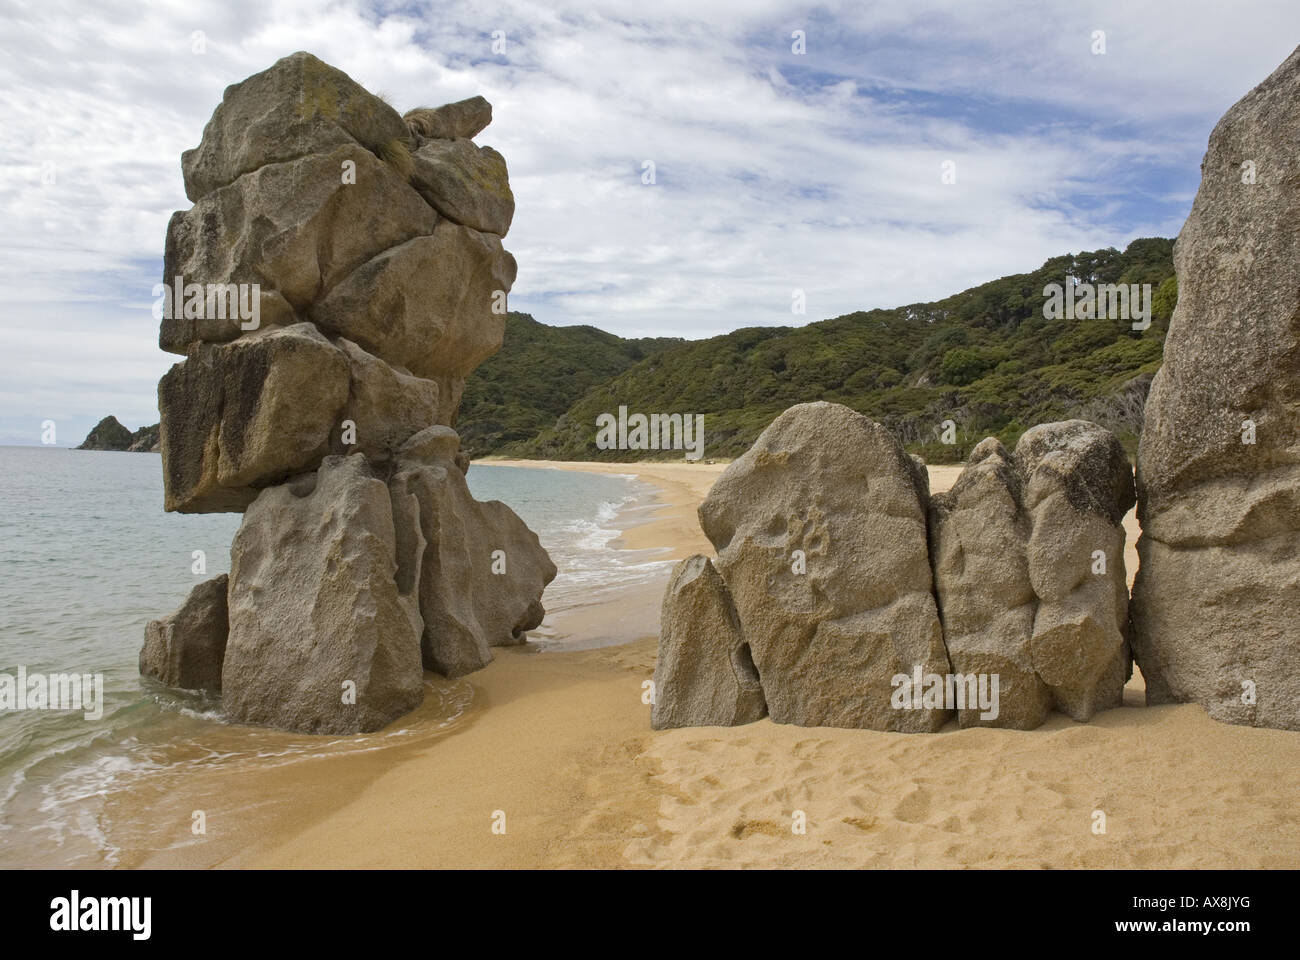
[468, 238, 1177, 463]
[457, 312, 681, 456]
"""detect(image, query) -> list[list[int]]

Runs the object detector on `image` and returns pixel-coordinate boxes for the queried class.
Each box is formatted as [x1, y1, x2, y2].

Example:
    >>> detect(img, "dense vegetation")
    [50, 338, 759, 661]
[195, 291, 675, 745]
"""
[466, 238, 1177, 463]
[457, 312, 681, 456]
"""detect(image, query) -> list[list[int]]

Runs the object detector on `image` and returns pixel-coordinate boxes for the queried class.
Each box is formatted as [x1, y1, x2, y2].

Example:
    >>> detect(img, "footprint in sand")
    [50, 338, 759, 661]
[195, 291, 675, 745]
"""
[841, 815, 877, 832]
[892, 786, 931, 823]
[730, 818, 785, 839]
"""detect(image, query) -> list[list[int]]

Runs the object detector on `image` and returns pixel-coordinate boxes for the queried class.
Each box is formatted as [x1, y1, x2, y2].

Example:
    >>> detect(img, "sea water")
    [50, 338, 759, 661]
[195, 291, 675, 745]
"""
[0, 447, 670, 866]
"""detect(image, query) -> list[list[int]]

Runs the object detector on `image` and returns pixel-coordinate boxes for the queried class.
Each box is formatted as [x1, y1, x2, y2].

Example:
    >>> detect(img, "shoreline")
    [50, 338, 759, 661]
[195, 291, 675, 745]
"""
[76, 459, 1300, 868]
[477, 457, 729, 559]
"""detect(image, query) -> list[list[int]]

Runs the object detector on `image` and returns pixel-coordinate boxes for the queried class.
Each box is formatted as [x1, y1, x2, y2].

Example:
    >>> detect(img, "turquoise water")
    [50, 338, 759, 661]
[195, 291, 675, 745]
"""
[0, 447, 669, 866]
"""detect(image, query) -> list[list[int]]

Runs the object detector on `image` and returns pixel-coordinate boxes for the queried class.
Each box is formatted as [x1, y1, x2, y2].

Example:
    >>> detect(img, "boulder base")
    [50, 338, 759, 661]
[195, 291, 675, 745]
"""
[698, 401, 951, 731]
[223, 456, 425, 734]
[140, 575, 229, 694]
[652, 555, 766, 730]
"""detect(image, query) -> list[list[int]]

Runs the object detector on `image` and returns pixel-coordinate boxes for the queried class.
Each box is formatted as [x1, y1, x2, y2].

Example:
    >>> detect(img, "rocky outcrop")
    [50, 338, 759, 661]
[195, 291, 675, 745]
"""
[1131, 46, 1300, 731]
[140, 52, 553, 734]
[126, 424, 161, 452]
[654, 403, 1139, 733]
[652, 555, 766, 729]
[78, 416, 132, 450]
[78, 417, 161, 452]
[156, 52, 517, 514]
[140, 575, 229, 694]
[698, 401, 951, 731]
[930, 424, 1135, 729]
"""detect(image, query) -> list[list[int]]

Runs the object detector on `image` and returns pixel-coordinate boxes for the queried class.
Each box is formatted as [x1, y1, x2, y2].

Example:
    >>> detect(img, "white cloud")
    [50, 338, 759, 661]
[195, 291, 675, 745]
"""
[0, 0, 1296, 443]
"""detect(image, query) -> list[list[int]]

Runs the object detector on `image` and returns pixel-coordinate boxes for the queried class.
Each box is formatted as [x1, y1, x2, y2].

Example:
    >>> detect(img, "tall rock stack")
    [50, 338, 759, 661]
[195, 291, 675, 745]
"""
[1131, 46, 1300, 731]
[140, 52, 556, 734]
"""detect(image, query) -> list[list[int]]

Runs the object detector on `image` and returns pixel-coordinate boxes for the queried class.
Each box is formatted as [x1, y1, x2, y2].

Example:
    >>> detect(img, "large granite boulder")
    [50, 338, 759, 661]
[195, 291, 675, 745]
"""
[929, 438, 1048, 729]
[161, 144, 436, 354]
[933, 424, 1134, 728]
[404, 96, 493, 141]
[1131, 46, 1300, 731]
[409, 138, 514, 236]
[652, 555, 766, 729]
[389, 427, 556, 677]
[1017, 421, 1134, 722]
[309, 220, 516, 382]
[143, 53, 551, 736]
[140, 575, 229, 694]
[158, 323, 349, 513]
[223, 455, 425, 734]
[181, 51, 409, 202]
[698, 401, 951, 731]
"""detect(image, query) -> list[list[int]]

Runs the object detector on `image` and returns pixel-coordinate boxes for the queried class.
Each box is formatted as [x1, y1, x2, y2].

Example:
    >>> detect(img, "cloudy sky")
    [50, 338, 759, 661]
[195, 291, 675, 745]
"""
[2, 0, 1298, 445]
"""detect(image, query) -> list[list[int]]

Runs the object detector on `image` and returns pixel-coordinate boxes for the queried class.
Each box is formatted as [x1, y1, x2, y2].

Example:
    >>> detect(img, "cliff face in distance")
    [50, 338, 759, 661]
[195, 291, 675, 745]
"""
[77, 417, 160, 452]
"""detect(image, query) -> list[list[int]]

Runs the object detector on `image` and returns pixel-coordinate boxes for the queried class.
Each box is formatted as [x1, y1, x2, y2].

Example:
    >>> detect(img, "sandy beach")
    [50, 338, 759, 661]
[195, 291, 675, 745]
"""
[122, 457, 1292, 870]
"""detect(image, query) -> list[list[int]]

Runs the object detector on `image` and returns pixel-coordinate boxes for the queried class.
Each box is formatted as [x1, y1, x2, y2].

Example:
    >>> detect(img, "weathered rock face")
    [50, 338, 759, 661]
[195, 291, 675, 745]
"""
[932, 425, 1135, 729]
[181, 51, 408, 202]
[409, 139, 514, 236]
[140, 575, 229, 694]
[403, 96, 493, 141]
[162, 144, 436, 354]
[158, 324, 349, 513]
[141, 53, 553, 735]
[652, 555, 766, 730]
[223, 456, 425, 734]
[1017, 421, 1134, 722]
[929, 439, 1047, 729]
[1131, 46, 1300, 731]
[309, 221, 515, 383]
[389, 428, 557, 678]
[698, 401, 951, 731]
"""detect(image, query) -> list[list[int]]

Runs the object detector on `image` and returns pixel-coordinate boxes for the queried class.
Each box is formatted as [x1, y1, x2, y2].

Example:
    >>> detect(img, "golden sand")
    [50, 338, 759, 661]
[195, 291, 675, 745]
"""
[197, 458, 1297, 869]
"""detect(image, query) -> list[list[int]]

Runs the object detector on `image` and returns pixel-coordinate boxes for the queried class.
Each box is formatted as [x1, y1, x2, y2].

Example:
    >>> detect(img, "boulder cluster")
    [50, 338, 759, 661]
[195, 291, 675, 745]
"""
[658, 48, 1300, 735]
[653, 403, 1134, 732]
[139, 53, 555, 734]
